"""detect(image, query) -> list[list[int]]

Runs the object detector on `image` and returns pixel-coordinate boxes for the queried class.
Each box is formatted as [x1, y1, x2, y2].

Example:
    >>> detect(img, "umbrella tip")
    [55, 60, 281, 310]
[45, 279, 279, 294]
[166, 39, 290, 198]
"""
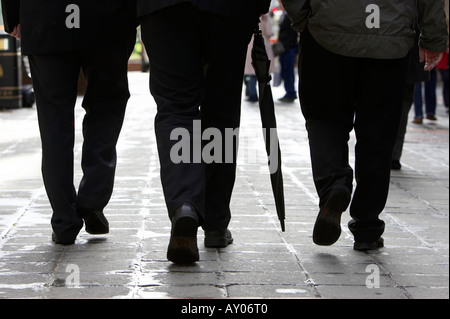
[280, 220, 285, 232]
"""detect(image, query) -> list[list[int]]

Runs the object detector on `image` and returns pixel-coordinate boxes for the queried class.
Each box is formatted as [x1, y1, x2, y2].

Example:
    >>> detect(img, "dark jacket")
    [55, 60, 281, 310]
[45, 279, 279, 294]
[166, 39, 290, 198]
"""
[282, 0, 448, 59]
[278, 12, 298, 51]
[137, 0, 271, 22]
[1, 0, 138, 55]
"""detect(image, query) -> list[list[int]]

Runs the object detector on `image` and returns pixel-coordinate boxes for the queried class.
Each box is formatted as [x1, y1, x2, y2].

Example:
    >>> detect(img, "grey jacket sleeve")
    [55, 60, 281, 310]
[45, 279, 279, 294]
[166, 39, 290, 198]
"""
[417, 0, 448, 52]
[280, 0, 310, 32]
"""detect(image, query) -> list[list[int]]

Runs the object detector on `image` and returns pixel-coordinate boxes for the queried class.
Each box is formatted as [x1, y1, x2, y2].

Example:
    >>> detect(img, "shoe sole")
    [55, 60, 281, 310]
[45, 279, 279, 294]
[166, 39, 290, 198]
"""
[167, 216, 199, 264]
[313, 190, 351, 246]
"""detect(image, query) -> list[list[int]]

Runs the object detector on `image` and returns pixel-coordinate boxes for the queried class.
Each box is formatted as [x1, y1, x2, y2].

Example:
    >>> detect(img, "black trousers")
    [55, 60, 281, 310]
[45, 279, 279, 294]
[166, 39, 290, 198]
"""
[29, 33, 135, 243]
[141, 3, 255, 231]
[298, 29, 408, 242]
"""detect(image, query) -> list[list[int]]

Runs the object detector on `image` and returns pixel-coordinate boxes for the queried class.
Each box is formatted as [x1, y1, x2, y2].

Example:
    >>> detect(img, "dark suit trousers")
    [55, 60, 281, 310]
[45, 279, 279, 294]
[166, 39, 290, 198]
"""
[28, 34, 135, 243]
[298, 29, 408, 243]
[140, 3, 255, 231]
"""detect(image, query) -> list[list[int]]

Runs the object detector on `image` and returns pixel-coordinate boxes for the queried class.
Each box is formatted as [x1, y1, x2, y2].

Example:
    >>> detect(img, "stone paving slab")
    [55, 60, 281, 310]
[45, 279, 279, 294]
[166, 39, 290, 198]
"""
[0, 72, 448, 300]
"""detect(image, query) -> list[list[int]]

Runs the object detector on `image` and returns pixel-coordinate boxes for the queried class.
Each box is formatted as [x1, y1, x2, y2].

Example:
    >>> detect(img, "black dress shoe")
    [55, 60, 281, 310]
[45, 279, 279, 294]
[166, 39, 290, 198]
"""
[167, 204, 199, 264]
[313, 189, 351, 246]
[51, 232, 75, 245]
[204, 229, 233, 248]
[78, 209, 109, 235]
[354, 237, 384, 251]
[279, 96, 296, 103]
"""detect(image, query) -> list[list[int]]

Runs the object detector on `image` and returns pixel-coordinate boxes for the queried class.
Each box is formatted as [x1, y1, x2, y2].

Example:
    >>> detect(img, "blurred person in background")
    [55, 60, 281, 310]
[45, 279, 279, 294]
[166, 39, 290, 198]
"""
[392, 25, 430, 170]
[437, 50, 449, 112]
[413, 68, 438, 124]
[277, 2, 298, 103]
[437, 0, 449, 112]
[244, 13, 274, 103]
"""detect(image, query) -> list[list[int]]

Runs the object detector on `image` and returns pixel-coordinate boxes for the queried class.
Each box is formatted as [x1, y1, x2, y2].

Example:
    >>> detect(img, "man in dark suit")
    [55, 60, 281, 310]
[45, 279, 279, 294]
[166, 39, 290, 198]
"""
[138, 0, 271, 264]
[1, 0, 138, 245]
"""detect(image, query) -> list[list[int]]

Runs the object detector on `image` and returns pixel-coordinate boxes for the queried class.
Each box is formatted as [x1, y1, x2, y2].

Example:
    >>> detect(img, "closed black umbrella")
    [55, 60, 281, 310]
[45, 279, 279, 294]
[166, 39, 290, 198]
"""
[251, 29, 286, 232]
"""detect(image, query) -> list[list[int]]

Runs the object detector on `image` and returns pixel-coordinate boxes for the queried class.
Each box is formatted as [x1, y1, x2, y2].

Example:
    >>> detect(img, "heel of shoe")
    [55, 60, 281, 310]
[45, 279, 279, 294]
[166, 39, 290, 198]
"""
[172, 216, 198, 237]
[313, 190, 351, 246]
[167, 235, 199, 263]
[167, 205, 200, 264]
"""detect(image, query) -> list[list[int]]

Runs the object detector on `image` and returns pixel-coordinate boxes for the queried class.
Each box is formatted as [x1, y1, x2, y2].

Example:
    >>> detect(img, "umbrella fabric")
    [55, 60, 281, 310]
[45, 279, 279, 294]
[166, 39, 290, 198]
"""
[251, 29, 286, 232]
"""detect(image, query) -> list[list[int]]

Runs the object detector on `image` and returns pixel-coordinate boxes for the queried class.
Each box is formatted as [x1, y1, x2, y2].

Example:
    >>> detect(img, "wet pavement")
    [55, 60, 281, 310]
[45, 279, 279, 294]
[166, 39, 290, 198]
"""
[0, 71, 448, 300]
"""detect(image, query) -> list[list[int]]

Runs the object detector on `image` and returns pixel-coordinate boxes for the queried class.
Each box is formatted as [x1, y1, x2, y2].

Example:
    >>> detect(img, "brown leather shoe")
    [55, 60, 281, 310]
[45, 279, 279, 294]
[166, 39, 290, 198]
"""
[167, 205, 199, 264]
[412, 117, 423, 124]
[426, 114, 437, 121]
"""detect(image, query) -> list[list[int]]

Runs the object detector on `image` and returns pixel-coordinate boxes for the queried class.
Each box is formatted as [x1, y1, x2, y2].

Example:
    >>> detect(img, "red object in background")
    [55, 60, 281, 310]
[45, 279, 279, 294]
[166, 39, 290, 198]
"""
[437, 51, 449, 70]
